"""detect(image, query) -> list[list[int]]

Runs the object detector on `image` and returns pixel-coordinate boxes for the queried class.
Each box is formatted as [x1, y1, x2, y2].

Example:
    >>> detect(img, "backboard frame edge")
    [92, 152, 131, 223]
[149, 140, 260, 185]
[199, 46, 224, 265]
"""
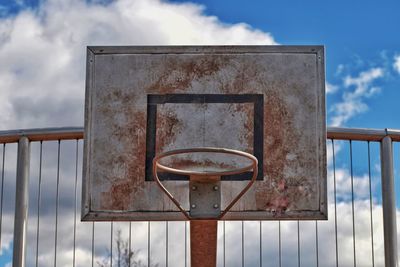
[81, 45, 328, 221]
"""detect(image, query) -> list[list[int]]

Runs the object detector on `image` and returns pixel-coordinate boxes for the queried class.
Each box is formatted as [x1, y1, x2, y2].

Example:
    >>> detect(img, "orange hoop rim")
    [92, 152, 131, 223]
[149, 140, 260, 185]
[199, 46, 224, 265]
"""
[152, 147, 259, 220]
[153, 147, 258, 176]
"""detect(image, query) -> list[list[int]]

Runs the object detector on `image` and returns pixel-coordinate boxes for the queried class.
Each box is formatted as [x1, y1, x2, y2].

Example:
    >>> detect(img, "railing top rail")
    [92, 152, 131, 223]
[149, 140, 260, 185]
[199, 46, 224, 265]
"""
[328, 127, 400, 142]
[0, 127, 83, 143]
[1, 126, 400, 143]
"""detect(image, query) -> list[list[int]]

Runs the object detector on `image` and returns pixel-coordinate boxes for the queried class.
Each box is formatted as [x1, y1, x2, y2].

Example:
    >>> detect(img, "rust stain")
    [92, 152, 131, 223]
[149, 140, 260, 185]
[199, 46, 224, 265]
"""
[190, 220, 218, 267]
[277, 179, 287, 191]
[97, 88, 147, 210]
[255, 91, 301, 212]
[218, 58, 261, 94]
[105, 181, 134, 210]
[231, 103, 254, 153]
[147, 56, 229, 93]
[231, 61, 260, 93]
[155, 107, 182, 153]
[268, 196, 290, 214]
[162, 158, 239, 171]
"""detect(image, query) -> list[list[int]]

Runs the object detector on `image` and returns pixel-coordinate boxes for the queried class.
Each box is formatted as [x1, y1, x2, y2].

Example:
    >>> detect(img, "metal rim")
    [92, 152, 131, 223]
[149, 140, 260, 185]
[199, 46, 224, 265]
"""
[152, 147, 258, 220]
[153, 147, 258, 176]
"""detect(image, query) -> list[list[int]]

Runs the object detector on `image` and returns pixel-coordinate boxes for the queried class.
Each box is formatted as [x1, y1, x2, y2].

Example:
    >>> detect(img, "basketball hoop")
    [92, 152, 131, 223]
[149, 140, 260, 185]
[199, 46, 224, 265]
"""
[153, 147, 258, 267]
[153, 147, 258, 220]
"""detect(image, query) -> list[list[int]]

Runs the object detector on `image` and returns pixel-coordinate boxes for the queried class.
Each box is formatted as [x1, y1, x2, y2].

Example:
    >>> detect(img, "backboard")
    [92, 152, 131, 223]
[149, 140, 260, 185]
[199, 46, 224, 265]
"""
[82, 46, 327, 221]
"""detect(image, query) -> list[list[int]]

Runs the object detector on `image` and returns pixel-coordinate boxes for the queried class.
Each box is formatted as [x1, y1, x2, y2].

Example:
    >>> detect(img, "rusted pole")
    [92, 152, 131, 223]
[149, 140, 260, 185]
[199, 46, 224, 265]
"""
[191, 220, 218, 267]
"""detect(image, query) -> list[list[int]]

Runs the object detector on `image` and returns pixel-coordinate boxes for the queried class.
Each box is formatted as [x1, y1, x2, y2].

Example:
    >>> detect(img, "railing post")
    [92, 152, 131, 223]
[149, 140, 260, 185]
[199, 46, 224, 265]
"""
[12, 137, 30, 267]
[380, 135, 398, 267]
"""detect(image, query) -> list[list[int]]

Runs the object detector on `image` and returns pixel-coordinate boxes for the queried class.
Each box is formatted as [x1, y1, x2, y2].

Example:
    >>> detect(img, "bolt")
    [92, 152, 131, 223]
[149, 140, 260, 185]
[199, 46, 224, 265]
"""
[213, 204, 219, 209]
[192, 185, 197, 191]
[213, 185, 219, 191]
[191, 204, 196, 209]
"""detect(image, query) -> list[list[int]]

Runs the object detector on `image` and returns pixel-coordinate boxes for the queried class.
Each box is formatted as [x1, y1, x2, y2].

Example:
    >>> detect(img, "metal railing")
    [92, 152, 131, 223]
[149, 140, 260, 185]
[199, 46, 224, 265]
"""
[0, 126, 399, 267]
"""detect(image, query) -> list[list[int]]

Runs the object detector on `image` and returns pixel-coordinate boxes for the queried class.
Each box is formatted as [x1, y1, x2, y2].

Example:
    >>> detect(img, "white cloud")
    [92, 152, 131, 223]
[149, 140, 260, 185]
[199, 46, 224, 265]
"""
[330, 67, 384, 127]
[330, 100, 369, 127]
[394, 55, 400, 74]
[0, 0, 276, 130]
[343, 68, 383, 99]
[0, 215, 14, 255]
[14, 0, 26, 7]
[326, 82, 339, 94]
[332, 168, 375, 201]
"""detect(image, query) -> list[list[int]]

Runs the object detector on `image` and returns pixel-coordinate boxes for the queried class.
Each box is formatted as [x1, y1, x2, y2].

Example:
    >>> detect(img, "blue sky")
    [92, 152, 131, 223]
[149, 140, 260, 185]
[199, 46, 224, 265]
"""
[168, 0, 400, 129]
[169, 0, 400, 63]
[0, 0, 399, 266]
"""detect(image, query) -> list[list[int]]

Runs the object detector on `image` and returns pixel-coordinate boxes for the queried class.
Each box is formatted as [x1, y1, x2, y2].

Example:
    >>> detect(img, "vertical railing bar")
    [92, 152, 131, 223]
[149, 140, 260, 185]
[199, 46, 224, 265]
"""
[0, 144, 5, 252]
[380, 135, 398, 267]
[367, 141, 375, 267]
[12, 137, 30, 267]
[92, 222, 95, 267]
[297, 221, 300, 267]
[73, 140, 79, 267]
[54, 140, 61, 267]
[111, 222, 113, 267]
[315, 221, 319, 267]
[129, 222, 132, 267]
[166, 221, 168, 267]
[279, 221, 281, 267]
[110, 221, 114, 267]
[185, 221, 187, 267]
[35, 141, 43, 267]
[223, 221, 226, 267]
[331, 139, 339, 267]
[148, 221, 150, 267]
[349, 140, 357, 267]
[259, 221, 262, 267]
[242, 221, 244, 267]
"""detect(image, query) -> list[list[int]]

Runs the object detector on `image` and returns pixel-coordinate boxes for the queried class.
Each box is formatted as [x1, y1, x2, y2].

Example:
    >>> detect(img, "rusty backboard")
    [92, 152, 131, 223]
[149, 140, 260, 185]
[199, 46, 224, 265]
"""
[82, 46, 327, 221]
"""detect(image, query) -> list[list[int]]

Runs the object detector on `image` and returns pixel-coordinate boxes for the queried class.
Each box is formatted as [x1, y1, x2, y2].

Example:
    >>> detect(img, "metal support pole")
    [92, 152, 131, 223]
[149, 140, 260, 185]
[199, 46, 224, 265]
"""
[12, 137, 30, 267]
[190, 220, 218, 267]
[380, 135, 398, 267]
